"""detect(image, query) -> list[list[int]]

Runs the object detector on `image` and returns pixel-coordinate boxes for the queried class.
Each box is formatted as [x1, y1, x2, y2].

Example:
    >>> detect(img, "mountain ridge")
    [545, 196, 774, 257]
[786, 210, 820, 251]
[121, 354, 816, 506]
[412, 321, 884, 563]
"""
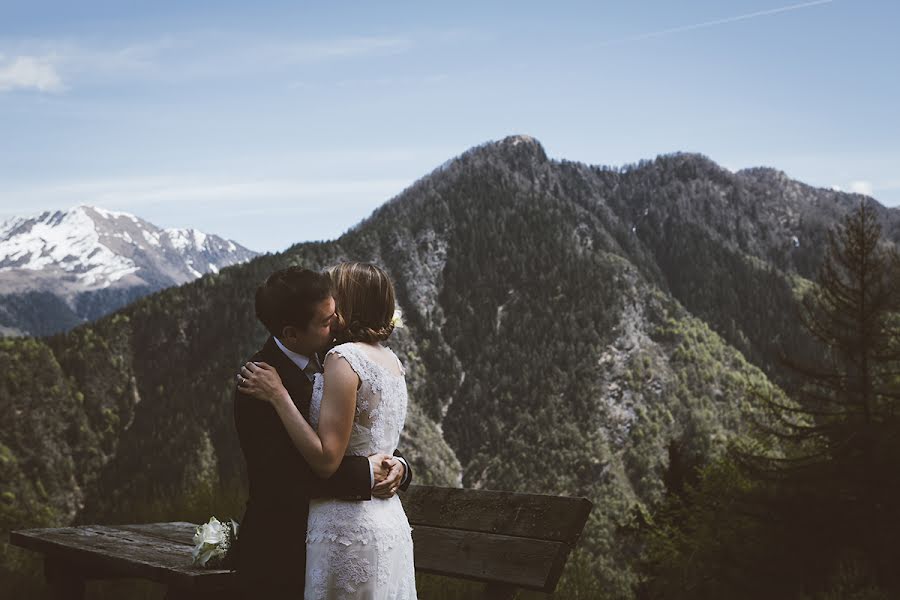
[0, 204, 258, 336]
[2, 136, 898, 597]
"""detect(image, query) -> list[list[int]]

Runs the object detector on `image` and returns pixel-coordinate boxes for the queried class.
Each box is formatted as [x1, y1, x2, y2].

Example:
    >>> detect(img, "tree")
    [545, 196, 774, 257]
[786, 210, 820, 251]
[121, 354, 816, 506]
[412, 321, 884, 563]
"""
[749, 199, 900, 590]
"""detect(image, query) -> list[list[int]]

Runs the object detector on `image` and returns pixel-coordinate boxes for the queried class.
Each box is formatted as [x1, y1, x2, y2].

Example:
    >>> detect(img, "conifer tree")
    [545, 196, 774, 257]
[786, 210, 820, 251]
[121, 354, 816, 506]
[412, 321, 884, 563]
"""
[753, 199, 900, 587]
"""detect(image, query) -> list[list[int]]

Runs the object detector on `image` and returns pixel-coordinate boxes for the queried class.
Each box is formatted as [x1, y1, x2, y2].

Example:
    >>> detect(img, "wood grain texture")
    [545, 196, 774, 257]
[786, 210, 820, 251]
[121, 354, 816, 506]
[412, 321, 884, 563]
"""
[483, 582, 518, 600]
[411, 525, 562, 591]
[401, 485, 592, 544]
[44, 557, 87, 600]
[10, 526, 232, 592]
[10, 486, 593, 595]
[118, 522, 198, 546]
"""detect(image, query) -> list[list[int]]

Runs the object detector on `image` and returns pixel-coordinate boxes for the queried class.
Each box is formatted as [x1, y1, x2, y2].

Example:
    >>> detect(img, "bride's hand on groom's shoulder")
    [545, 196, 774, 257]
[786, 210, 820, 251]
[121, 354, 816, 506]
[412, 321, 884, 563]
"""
[237, 362, 289, 405]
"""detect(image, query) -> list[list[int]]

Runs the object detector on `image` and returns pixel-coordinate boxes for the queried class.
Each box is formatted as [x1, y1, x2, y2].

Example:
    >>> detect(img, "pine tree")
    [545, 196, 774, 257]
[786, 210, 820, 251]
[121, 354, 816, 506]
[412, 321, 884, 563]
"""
[751, 199, 900, 588]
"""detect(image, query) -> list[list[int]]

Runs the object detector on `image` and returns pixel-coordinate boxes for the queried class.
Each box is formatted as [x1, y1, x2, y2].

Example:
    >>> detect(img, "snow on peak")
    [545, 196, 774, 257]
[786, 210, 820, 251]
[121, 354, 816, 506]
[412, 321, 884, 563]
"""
[164, 227, 210, 252]
[0, 215, 25, 239]
[0, 205, 254, 293]
[0, 206, 138, 285]
[85, 204, 140, 223]
[509, 134, 538, 146]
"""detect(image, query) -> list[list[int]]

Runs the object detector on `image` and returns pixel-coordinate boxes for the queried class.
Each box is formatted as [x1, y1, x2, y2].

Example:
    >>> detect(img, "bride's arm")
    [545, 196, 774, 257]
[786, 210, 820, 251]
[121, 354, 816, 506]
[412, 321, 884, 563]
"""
[239, 357, 358, 478]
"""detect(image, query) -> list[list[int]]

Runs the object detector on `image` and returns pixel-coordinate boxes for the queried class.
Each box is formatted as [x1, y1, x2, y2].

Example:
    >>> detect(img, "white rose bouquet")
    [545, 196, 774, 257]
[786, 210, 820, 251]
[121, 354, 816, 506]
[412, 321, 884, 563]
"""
[191, 516, 239, 568]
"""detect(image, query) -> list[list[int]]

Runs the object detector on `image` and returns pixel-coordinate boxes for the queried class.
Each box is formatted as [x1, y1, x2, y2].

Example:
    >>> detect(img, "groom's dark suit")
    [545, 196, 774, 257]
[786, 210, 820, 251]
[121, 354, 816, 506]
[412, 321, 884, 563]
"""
[232, 336, 413, 599]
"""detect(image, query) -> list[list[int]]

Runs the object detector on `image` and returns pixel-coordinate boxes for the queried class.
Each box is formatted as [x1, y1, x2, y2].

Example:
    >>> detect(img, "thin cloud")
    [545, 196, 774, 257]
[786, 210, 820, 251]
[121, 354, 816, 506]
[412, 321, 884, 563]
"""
[300, 71, 449, 91]
[0, 33, 413, 90]
[271, 36, 412, 62]
[598, 0, 835, 46]
[1, 175, 414, 212]
[0, 55, 65, 92]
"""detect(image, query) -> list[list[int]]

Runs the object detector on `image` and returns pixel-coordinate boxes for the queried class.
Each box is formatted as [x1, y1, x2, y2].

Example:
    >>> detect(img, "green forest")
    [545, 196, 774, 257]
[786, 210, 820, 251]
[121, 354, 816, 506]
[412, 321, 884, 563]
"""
[2, 137, 898, 598]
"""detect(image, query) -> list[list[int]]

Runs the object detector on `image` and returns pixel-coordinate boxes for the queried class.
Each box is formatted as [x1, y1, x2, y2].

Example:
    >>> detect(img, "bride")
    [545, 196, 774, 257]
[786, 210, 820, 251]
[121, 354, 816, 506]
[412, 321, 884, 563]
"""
[239, 262, 417, 599]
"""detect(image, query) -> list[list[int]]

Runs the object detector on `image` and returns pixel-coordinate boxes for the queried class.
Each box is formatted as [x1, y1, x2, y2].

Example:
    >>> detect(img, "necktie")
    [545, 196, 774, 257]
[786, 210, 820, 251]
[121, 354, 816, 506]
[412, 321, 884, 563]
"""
[303, 355, 322, 382]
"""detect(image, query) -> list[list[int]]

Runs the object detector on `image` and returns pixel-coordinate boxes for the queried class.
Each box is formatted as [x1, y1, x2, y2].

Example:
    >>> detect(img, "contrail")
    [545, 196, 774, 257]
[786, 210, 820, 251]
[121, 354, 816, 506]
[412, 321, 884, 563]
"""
[598, 0, 835, 46]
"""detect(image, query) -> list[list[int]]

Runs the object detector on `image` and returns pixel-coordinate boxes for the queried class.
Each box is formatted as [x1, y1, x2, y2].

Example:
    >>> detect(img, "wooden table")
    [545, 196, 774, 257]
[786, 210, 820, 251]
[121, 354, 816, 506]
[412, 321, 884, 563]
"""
[10, 522, 233, 599]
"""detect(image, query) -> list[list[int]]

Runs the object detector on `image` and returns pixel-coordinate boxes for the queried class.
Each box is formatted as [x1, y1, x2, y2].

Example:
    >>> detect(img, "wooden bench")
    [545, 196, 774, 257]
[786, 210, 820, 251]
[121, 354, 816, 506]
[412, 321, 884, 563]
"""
[9, 485, 593, 599]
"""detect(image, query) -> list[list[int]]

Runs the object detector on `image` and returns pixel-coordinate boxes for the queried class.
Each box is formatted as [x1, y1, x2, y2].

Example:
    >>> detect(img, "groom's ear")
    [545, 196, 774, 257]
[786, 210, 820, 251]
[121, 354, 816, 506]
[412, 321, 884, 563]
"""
[281, 325, 299, 343]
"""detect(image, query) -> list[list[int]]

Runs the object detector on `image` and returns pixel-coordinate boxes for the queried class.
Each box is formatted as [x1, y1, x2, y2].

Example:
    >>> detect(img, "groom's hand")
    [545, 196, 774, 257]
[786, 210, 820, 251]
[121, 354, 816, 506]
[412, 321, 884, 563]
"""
[372, 458, 405, 499]
[368, 453, 393, 484]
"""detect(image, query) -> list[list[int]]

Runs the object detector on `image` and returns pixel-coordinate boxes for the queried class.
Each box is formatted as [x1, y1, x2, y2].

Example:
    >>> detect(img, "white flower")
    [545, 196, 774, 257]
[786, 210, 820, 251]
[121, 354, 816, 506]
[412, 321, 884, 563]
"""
[194, 517, 226, 546]
[391, 309, 404, 329]
[191, 516, 238, 568]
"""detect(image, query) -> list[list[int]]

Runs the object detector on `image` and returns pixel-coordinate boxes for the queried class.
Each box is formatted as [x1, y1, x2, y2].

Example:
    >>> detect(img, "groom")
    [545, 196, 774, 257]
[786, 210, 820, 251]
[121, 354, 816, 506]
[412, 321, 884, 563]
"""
[232, 266, 412, 599]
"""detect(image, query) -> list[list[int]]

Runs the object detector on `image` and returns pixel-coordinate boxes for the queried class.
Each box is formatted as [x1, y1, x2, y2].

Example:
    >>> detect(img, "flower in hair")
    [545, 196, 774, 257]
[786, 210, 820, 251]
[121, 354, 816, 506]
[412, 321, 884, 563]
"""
[391, 309, 404, 329]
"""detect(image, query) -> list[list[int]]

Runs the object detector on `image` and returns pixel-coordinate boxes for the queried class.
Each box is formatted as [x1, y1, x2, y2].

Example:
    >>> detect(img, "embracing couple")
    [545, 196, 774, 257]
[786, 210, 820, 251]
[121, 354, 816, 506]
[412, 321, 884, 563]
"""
[231, 262, 417, 599]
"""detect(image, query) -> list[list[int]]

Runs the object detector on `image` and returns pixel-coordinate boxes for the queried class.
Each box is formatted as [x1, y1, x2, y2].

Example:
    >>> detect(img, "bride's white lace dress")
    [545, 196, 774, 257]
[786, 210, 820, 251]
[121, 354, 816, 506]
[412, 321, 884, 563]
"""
[306, 342, 417, 599]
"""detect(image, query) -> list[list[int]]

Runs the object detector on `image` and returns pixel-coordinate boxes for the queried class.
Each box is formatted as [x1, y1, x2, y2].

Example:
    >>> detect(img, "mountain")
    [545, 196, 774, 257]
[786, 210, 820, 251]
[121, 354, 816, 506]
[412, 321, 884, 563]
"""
[2, 136, 898, 598]
[0, 205, 258, 336]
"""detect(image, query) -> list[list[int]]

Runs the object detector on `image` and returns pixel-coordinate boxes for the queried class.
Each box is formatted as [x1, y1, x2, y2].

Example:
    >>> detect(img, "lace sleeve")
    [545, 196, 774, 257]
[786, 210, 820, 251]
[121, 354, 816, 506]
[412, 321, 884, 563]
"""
[390, 349, 406, 376]
[325, 343, 365, 381]
[325, 343, 378, 425]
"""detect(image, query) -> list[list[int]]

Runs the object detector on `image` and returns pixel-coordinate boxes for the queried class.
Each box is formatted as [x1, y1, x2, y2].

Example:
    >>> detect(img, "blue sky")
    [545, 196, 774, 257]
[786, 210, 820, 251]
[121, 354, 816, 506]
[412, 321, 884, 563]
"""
[1, 0, 897, 251]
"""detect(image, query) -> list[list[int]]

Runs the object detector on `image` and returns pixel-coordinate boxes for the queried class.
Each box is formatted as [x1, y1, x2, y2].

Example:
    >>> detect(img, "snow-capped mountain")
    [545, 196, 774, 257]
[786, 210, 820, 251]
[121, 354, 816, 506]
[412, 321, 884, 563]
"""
[0, 205, 258, 336]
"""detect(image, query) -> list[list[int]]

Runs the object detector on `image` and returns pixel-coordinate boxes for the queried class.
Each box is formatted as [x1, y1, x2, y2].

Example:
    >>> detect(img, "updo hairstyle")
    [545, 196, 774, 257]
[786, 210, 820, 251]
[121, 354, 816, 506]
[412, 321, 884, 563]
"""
[328, 262, 396, 344]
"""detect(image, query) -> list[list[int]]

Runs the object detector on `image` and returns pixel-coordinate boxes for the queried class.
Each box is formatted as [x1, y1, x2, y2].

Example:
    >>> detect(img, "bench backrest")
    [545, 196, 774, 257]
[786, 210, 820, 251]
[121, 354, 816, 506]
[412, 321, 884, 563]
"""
[400, 485, 593, 593]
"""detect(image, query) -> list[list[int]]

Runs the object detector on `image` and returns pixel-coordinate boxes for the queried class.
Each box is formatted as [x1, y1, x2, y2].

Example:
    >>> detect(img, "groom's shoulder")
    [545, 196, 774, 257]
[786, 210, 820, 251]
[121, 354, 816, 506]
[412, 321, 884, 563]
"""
[245, 337, 277, 366]
[235, 350, 267, 394]
[234, 342, 273, 410]
[246, 348, 267, 364]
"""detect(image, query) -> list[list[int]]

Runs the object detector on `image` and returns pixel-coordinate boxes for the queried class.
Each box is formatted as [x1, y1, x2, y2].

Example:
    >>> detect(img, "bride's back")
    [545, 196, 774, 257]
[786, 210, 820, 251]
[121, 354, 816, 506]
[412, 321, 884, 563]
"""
[306, 340, 417, 598]
[311, 341, 408, 458]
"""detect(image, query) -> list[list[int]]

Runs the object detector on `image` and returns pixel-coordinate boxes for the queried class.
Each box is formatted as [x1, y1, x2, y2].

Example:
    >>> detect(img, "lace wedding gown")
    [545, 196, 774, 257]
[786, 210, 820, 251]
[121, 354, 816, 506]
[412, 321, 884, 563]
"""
[306, 342, 417, 599]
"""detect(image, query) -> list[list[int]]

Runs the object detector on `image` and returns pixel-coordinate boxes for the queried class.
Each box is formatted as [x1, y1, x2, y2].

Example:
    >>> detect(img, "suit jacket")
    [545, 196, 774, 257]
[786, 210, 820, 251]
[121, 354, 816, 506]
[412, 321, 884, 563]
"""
[232, 336, 413, 598]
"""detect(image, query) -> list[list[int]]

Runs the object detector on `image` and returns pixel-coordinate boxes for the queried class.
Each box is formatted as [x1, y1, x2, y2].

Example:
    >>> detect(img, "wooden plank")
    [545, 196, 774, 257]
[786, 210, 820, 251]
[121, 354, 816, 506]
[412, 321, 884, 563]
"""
[9, 526, 233, 592]
[118, 522, 197, 546]
[44, 557, 86, 600]
[482, 582, 518, 600]
[401, 485, 593, 544]
[411, 524, 565, 591]
[544, 531, 578, 593]
[44, 553, 123, 581]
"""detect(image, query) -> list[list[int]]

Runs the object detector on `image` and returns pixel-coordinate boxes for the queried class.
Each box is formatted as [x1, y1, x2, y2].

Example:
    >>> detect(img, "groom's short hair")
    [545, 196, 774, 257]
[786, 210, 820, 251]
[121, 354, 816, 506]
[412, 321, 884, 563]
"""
[255, 267, 333, 337]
